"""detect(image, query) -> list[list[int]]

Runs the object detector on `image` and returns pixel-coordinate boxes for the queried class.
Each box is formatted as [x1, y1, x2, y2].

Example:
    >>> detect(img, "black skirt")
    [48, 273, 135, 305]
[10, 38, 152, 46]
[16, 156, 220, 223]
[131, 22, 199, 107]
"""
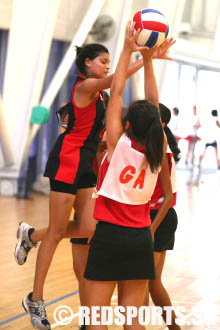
[84, 221, 155, 281]
[151, 208, 178, 252]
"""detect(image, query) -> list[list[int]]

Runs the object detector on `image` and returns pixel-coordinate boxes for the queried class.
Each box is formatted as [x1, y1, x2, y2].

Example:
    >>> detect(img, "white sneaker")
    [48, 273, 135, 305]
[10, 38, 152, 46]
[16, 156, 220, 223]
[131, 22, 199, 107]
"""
[22, 292, 51, 330]
[14, 222, 37, 265]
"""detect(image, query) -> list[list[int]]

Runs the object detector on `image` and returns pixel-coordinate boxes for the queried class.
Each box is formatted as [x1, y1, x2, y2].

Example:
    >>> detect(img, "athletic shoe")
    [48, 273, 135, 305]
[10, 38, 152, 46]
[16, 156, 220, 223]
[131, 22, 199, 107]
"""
[22, 292, 51, 330]
[15, 221, 37, 265]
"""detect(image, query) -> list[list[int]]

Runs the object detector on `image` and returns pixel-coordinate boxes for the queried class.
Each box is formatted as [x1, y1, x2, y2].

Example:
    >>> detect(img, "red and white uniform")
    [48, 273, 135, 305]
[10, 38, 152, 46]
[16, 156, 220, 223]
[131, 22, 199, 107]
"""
[94, 134, 160, 228]
[150, 146, 177, 210]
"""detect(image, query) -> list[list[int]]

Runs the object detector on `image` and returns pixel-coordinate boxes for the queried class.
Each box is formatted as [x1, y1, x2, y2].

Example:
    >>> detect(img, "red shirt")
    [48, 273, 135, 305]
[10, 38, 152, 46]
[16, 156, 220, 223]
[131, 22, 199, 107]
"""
[94, 140, 152, 228]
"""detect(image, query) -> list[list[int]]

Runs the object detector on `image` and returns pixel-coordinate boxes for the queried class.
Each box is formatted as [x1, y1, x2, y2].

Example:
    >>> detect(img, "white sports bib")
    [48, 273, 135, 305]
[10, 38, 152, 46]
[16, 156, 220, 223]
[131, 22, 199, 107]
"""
[97, 134, 159, 205]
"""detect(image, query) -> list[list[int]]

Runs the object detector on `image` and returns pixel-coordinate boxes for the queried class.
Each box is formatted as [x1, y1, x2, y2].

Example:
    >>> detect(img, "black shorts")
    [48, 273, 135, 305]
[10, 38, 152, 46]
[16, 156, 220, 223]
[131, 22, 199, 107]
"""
[205, 141, 217, 148]
[49, 169, 96, 195]
[151, 208, 178, 252]
[70, 238, 89, 245]
[84, 221, 155, 281]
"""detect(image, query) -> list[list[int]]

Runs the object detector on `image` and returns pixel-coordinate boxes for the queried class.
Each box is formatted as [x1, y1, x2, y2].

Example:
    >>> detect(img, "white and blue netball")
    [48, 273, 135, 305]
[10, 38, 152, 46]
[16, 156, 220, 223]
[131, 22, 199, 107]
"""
[133, 8, 169, 48]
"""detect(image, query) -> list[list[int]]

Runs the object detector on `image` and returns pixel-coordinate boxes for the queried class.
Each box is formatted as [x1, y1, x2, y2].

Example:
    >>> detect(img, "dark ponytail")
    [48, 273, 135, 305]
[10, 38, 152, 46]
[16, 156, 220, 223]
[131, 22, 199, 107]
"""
[144, 117, 164, 172]
[159, 103, 181, 162]
[164, 126, 180, 162]
[125, 100, 164, 173]
[75, 43, 109, 76]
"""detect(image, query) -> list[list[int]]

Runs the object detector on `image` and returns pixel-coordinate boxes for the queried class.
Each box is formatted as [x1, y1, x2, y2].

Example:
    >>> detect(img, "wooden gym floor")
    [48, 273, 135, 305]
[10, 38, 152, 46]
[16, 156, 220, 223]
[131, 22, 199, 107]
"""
[0, 166, 220, 330]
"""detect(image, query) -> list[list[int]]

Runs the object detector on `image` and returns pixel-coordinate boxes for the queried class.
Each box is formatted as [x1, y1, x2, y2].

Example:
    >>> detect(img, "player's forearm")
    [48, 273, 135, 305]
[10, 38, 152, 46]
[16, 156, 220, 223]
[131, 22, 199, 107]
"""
[143, 58, 159, 107]
[151, 193, 173, 233]
[127, 58, 143, 78]
[110, 48, 132, 96]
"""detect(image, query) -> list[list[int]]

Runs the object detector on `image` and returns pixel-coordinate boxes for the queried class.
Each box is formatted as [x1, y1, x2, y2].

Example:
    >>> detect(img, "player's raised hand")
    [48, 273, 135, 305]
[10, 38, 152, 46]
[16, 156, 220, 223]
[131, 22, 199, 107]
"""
[153, 38, 176, 61]
[123, 21, 149, 53]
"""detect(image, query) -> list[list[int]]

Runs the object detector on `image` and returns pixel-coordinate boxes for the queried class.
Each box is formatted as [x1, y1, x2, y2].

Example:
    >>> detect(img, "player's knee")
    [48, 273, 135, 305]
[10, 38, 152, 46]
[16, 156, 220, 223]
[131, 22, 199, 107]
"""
[47, 227, 67, 243]
[77, 219, 96, 236]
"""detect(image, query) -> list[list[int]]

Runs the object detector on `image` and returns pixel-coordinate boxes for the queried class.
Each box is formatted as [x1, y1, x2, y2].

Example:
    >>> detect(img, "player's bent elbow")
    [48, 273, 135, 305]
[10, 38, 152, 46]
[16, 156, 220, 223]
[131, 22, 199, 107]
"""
[164, 191, 174, 208]
[170, 193, 174, 205]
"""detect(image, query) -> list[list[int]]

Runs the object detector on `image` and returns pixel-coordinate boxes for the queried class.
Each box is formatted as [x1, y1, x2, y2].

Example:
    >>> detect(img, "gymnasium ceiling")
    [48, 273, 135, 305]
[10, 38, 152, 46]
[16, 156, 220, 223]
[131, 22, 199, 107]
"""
[1, 0, 220, 66]
[0, 0, 219, 41]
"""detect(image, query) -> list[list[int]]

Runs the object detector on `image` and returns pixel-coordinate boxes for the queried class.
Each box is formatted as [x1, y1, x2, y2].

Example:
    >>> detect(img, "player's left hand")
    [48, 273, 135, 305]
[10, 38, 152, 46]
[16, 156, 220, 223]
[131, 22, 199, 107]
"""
[153, 38, 176, 61]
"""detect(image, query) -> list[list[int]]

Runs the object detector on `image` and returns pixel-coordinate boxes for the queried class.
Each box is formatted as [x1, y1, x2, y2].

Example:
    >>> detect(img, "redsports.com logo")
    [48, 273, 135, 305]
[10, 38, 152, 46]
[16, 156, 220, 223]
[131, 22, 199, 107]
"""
[51, 304, 220, 328]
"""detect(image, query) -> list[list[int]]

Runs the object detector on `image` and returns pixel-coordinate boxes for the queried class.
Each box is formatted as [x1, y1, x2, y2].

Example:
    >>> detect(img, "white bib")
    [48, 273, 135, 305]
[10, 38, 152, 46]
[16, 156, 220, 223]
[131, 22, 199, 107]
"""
[97, 134, 159, 205]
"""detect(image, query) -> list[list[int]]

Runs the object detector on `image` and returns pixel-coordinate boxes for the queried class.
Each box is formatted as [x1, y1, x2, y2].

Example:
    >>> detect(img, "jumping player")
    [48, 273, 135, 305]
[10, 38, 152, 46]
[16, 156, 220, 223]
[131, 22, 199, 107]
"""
[15, 43, 138, 330]
[15, 38, 175, 330]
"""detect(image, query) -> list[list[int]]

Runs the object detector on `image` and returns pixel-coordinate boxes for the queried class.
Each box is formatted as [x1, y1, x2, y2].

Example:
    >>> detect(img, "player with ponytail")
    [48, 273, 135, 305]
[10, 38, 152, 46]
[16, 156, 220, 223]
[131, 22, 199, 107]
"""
[84, 23, 174, 330]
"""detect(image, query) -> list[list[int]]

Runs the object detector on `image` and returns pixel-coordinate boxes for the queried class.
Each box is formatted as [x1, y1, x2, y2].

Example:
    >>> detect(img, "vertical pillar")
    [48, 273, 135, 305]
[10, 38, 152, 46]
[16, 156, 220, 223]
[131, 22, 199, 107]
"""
[2, 0, 60, 169]
[0, 0, 60, 195]
[22, 0, 106, 165]
[0, 94, 14, 166]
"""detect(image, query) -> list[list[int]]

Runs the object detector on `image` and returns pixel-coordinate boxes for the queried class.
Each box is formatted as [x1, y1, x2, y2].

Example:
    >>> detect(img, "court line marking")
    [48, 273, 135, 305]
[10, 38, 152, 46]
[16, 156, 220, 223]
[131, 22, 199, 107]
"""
[0, 290, 79, 326]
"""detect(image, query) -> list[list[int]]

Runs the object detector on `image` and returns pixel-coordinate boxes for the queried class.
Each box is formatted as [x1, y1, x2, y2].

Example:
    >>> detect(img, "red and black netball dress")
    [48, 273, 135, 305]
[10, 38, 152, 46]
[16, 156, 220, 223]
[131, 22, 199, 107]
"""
[44, 74, 106, 194]
[150, 147, 178, 252]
